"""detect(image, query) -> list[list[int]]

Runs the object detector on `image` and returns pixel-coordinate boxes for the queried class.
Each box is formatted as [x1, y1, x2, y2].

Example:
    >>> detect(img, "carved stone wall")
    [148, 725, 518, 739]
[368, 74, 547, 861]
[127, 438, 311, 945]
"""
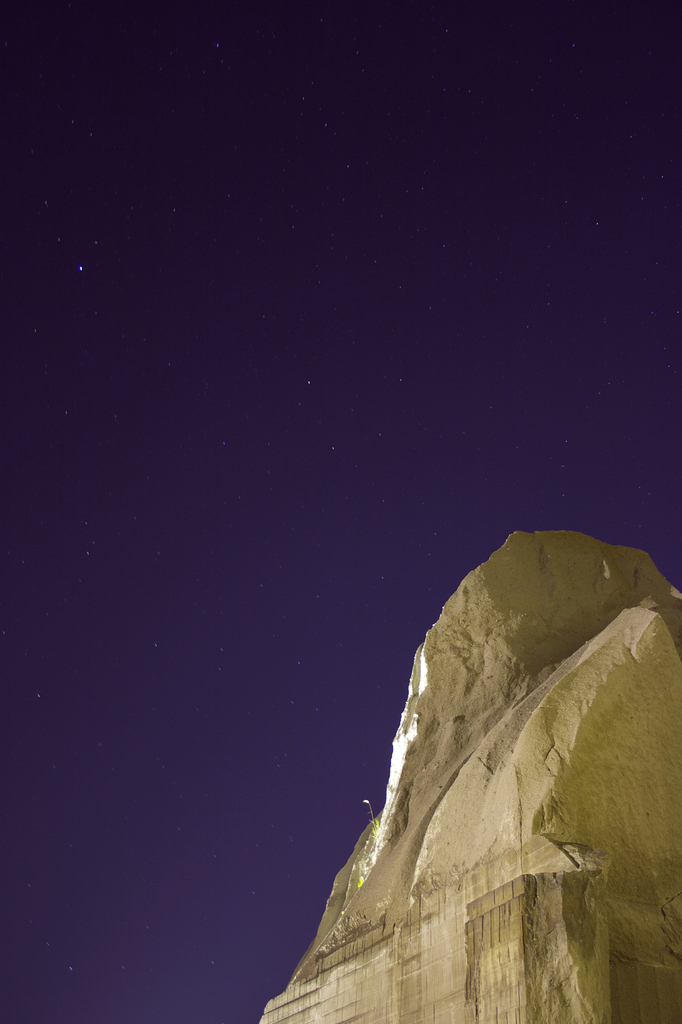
[259, 532, 682, 1024]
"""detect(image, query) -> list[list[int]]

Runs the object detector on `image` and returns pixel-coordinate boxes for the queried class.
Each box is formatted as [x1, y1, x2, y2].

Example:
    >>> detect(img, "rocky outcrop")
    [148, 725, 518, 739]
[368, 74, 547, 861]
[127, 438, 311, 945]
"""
[259, 531, 682, 1023]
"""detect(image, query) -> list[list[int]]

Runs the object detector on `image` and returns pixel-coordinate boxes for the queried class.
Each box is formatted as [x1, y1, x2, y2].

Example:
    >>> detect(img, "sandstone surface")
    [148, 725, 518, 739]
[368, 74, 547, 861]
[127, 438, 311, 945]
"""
[259, 531, 682, 1023]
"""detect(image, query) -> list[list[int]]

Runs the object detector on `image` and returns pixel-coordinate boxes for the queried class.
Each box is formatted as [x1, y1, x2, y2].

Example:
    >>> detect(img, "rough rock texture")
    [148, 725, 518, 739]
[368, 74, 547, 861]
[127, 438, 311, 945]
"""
[259, 531, 682, 1024]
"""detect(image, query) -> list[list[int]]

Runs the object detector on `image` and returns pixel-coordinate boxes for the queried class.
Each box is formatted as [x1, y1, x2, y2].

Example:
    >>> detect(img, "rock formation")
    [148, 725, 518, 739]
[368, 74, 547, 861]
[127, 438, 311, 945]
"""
[259, 531, 682, 1023]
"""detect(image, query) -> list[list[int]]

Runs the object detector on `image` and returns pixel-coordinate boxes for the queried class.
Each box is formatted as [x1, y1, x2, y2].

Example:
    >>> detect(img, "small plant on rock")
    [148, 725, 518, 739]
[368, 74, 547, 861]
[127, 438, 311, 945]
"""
[363, 799, 380, 841]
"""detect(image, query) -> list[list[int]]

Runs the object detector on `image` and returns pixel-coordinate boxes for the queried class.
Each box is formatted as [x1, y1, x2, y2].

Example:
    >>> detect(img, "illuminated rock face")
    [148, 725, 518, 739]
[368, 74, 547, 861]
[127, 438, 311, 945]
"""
[259, 531, 682, 1024]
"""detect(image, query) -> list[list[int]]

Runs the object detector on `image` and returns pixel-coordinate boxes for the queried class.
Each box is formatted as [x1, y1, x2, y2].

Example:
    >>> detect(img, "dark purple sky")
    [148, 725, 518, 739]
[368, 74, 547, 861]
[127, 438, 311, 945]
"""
[2, 1, 681, 1021]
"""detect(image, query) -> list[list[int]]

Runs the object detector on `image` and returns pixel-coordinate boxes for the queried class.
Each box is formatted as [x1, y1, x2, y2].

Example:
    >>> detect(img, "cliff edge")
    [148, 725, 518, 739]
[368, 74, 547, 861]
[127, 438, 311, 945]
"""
[261, 531, 682, 1024]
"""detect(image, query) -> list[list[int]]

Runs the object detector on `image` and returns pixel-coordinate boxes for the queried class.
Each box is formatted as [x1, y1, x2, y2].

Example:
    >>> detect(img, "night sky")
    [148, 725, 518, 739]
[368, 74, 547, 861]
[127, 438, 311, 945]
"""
[2, 1, 682, 1021]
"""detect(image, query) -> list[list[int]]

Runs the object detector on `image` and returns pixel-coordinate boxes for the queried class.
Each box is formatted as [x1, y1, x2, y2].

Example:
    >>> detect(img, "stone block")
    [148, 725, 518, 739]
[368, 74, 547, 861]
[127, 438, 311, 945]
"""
[260, 532, 682, 1024]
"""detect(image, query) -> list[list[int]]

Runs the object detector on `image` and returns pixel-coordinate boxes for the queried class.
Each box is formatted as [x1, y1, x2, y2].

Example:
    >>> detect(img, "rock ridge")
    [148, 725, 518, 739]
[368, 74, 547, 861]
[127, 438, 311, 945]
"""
[261, 530, 682, 1024]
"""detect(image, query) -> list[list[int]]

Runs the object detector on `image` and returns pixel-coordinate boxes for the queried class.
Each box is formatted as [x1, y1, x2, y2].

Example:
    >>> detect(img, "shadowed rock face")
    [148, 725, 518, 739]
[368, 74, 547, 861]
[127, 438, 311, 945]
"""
[261, 531, 682, 1024]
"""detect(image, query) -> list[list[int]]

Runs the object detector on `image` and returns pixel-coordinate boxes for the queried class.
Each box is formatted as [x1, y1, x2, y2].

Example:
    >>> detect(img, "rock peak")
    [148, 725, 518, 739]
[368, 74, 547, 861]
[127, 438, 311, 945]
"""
[261, 531, 682, 1024]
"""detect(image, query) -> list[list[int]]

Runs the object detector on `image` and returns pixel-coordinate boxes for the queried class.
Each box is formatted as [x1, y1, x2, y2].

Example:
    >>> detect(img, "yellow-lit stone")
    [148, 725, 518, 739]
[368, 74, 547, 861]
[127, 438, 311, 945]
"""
[259, 531, 682, 1024]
